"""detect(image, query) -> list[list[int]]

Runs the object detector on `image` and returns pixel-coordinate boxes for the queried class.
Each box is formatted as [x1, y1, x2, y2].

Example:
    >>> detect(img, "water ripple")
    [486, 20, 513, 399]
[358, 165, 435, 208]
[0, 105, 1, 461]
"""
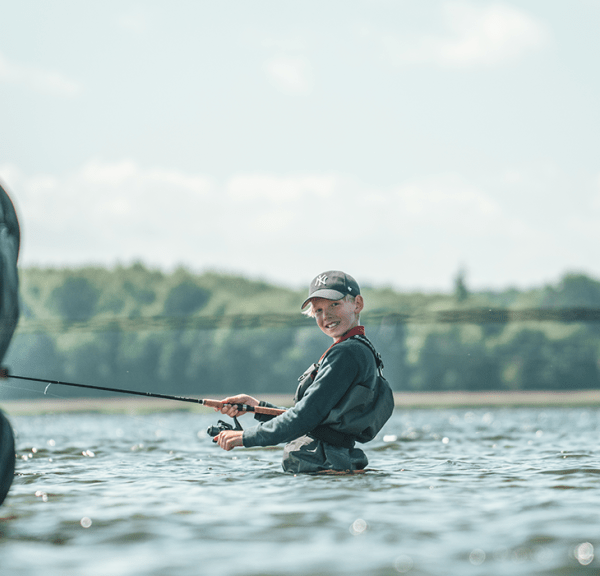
[1, 408, 600, 575]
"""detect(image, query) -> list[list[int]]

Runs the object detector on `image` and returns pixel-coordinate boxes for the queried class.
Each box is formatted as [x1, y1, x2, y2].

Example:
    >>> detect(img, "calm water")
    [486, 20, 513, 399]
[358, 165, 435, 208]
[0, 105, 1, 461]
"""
[1, 407, 599, 576]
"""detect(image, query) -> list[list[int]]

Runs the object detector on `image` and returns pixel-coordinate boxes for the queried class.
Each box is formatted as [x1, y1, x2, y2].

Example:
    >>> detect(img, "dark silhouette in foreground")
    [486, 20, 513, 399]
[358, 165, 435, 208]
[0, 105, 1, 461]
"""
[0, 182, 20, 506]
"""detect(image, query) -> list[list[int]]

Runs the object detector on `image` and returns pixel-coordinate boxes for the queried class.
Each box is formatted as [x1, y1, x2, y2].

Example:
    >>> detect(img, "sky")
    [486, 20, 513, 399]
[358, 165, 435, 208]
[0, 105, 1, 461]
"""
[1, 0, 599, 293]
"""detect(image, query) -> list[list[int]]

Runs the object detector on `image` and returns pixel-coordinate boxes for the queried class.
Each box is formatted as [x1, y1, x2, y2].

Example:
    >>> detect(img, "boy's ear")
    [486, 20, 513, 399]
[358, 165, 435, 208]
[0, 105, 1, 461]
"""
[354, 295, 364, 314]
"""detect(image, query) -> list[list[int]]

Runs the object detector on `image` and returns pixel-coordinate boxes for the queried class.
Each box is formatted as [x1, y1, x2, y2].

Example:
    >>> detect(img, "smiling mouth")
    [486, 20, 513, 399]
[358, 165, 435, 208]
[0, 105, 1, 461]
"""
[325, 321, 340, 329]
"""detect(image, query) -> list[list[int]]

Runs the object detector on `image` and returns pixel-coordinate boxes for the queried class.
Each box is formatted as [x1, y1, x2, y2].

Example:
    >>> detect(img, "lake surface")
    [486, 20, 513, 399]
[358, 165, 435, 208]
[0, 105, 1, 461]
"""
[1, 407, 599, 576]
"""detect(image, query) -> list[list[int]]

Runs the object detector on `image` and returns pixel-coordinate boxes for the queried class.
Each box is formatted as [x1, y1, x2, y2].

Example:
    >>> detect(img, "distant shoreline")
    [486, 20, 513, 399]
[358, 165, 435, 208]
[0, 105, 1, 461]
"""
[2, 389, 600, 415]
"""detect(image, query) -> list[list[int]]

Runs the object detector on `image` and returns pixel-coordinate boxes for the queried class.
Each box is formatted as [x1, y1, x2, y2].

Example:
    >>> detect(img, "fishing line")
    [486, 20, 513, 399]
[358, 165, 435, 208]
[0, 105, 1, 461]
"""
[4, 373, 208, 405]
[2, 373, 285, 416]
[1, 372, 285, 444]
[0, 375, 216, 443]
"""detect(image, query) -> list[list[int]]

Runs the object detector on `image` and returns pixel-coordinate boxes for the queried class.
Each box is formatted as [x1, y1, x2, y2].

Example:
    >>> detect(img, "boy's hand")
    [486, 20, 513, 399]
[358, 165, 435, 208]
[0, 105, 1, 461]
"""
[215, 430, 244, 451]
[216, 394, 259, 417]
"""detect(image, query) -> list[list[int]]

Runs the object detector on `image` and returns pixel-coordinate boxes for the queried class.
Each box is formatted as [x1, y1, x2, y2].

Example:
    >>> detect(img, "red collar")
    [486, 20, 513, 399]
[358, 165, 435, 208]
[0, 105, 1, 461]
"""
[320, 325, 365, 361]
[335, 325, 365, 343]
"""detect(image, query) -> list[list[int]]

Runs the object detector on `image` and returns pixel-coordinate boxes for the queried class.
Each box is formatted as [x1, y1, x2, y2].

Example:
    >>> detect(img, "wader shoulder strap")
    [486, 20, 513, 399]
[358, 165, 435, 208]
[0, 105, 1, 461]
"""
[296, 334, 384, 403]
[350, 334, 385, 378]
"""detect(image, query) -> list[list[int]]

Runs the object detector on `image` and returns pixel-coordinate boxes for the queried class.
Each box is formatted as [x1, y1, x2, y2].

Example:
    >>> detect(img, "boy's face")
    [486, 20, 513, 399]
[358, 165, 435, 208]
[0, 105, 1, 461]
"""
[310, 296, 364, 341]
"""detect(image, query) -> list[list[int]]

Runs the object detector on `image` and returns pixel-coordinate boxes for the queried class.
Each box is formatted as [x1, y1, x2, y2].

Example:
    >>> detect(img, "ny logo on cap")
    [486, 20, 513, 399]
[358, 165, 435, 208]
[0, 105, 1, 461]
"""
[315, 274, 328, 286]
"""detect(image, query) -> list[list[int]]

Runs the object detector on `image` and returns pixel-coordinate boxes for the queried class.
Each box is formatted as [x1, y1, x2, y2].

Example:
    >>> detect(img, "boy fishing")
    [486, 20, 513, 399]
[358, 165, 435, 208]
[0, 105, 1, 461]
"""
[214, 270, 394, 474]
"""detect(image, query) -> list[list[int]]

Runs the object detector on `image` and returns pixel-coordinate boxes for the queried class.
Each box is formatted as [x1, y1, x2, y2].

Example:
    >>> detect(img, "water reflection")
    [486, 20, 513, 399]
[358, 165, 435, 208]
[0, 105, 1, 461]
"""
[575, 542, 594, 565]
[1, 408, 599, 576]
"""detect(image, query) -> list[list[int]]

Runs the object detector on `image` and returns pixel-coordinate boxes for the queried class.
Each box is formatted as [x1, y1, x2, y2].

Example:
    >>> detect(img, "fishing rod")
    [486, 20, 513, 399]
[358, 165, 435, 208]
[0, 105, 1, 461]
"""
[1, 372, 286, 417]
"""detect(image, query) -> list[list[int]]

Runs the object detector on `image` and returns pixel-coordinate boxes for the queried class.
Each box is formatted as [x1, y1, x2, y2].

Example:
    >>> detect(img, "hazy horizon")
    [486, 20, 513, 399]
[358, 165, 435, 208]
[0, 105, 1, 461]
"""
[2, 1, 599, 293]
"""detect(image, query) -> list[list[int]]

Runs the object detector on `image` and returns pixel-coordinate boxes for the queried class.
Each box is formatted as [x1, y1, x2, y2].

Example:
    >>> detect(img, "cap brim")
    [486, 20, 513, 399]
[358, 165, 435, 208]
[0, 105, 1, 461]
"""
[301, 289, 345, 310]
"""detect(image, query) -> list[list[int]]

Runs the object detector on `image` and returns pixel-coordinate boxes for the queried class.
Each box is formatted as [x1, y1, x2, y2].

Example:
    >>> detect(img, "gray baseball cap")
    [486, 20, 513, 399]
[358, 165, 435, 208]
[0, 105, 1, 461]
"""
[301, 271, 360, 309]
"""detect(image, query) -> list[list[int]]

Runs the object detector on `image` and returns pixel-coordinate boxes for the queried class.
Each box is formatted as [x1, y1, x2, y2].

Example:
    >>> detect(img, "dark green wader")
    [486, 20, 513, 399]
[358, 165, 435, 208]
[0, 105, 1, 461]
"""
[0, 183, 21, 505]
[0, 410, 15, 505]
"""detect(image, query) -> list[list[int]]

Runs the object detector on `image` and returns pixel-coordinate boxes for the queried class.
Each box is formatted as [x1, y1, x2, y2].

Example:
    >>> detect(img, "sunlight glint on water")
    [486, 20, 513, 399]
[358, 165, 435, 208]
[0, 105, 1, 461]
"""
[1, 408, 599, 576]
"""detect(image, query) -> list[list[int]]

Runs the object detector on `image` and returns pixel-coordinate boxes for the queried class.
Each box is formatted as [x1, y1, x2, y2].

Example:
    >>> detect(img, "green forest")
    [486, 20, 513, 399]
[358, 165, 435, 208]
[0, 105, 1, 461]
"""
[2, 264, 600, 400]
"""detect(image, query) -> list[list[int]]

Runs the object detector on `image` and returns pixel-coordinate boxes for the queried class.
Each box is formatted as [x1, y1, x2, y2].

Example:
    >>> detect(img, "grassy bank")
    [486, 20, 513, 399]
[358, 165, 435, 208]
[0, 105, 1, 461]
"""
[2, 390, 600, 416]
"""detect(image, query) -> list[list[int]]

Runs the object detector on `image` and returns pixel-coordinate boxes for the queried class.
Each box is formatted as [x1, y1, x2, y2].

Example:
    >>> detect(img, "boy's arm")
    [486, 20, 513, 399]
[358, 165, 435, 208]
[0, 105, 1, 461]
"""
[242, 345, 360, 447]
[215, 429, 243, 451]
[253, 400, 282, 422]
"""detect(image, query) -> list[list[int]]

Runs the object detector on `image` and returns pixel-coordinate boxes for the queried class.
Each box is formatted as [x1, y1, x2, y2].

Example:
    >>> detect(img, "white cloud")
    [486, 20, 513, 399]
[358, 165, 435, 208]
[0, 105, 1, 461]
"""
[1, 161, 509, 276]
[261, 35, 308, 53]
[3, 160, 596, 291]
[571, 175, 600, 236]
[264, 55, 314, 94]
[594, 174, 600, 209]
[227, 174, 337, 202]
[1, 160, 214, 268]
[0, 51, 81, 97]
[116, 7, 154, 34]
[379, 1, 549, 67]
[11, 159, 212, 226]
[394, 175, 499, 224]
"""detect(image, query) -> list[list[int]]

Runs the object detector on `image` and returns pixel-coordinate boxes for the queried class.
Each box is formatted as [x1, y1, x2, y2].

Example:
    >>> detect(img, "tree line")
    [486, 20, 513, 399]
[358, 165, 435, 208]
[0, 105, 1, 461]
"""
[2, 264, 600, 400]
